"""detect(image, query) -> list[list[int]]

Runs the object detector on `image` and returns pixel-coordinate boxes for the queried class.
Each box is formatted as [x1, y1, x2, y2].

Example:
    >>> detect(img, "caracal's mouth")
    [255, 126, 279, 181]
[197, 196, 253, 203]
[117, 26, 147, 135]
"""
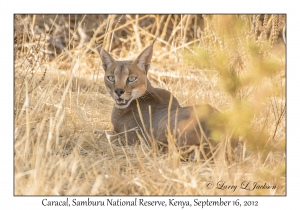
[115, 97, 133, 107]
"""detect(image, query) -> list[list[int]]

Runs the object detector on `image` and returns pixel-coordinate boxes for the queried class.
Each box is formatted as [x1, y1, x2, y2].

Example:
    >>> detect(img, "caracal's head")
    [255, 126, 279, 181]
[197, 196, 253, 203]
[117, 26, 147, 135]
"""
[99, 44, 153, 109]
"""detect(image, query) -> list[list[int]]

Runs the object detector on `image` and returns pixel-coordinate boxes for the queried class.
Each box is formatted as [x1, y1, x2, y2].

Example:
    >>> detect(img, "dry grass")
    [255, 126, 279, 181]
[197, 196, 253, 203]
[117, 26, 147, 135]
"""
[14, 14, 286, 195]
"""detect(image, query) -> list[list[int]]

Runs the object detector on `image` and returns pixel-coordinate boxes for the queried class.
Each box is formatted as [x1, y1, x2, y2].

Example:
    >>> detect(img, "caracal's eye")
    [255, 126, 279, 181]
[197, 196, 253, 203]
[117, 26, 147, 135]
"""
[107, 75, 115, 82]
[128, 76, 137, 82]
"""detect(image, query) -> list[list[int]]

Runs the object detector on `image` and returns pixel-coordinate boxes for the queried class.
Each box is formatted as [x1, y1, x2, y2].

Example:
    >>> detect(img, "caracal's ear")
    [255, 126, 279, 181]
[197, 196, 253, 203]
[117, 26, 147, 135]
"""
[98, 47, 115, 71]
[133, 44, 154, 73]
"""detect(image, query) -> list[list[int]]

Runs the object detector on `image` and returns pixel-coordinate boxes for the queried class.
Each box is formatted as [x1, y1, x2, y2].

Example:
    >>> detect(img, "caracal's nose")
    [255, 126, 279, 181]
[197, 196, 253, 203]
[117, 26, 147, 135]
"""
[114, 88, 125, 97]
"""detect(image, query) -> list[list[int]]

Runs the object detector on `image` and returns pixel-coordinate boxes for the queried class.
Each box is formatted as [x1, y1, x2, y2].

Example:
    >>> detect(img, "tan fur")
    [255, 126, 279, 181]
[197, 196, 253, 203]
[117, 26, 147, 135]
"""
[98, 44, 221, 153]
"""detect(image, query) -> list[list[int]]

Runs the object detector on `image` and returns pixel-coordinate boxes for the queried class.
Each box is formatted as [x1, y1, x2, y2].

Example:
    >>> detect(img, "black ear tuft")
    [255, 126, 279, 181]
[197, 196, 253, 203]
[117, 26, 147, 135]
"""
[98, 47, 115, 71]
[133, 44, 153, 73]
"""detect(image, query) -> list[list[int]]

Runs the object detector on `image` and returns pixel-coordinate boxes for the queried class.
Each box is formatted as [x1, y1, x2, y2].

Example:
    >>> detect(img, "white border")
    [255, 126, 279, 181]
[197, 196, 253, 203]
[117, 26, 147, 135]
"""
[2, 0, 298, 209]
